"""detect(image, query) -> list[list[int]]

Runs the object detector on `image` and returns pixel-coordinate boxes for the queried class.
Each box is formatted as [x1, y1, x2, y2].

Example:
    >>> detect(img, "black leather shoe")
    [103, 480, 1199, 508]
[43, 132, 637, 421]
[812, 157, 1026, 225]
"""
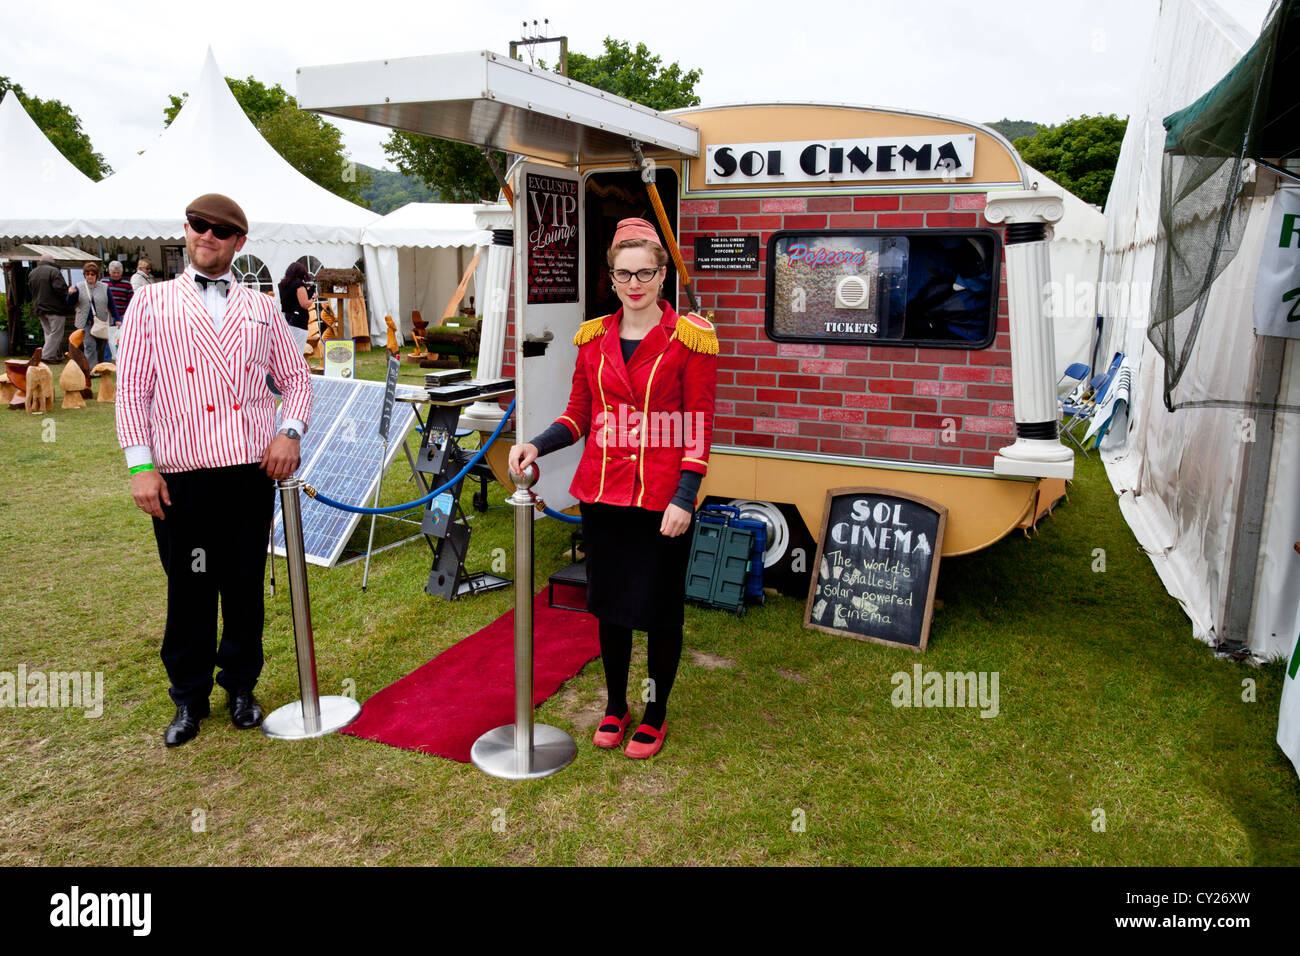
[164, 702, 209, 747]
[228, 690, 264, 729]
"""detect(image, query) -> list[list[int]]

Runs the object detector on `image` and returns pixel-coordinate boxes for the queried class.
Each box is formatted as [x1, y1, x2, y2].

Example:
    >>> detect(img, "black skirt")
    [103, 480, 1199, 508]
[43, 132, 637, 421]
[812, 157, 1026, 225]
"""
[580, 501, 691, 631]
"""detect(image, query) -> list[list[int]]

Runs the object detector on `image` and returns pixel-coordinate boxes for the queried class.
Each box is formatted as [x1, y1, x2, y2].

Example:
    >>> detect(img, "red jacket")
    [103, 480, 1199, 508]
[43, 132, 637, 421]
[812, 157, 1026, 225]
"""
[556, 302, 717, 511]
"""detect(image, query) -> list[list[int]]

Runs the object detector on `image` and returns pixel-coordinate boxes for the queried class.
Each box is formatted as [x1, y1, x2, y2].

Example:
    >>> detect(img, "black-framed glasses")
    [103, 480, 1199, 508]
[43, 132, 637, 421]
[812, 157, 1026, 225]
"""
[186, 214, 242, 241]
[609, 267, 662, 284]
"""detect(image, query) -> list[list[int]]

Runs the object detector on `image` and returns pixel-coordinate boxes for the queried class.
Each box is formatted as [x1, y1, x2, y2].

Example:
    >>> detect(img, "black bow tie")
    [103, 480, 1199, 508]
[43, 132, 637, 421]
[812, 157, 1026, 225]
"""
[194, 274, 229, 294]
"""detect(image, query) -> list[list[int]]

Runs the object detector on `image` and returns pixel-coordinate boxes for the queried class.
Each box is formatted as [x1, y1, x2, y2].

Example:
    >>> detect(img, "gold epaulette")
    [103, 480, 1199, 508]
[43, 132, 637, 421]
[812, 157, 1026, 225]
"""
[675, 313, 719, 355]
[573, 316, 610, 346]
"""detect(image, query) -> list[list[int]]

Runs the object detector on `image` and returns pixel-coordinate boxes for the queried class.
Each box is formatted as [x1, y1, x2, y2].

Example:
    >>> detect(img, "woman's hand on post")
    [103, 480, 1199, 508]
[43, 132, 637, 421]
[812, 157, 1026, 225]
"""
[508, 442, 539, 476]
[660, 503, 692, 537]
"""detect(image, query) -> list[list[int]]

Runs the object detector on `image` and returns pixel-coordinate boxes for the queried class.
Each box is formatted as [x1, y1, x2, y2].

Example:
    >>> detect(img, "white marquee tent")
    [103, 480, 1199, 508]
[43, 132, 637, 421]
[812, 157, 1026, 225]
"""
[0, 90, 96, 225]
[1098, 0, 1297, 665]
[359, 202, 492, 343]
[1027, 164, 1108, 392]
[1, 50, 379, 299]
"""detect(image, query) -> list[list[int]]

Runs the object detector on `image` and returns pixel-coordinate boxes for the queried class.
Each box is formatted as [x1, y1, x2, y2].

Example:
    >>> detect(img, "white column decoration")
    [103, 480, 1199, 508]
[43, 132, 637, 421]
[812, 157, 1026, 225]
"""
[461, 203, 514, 430]
[983, 189, 1074, 480]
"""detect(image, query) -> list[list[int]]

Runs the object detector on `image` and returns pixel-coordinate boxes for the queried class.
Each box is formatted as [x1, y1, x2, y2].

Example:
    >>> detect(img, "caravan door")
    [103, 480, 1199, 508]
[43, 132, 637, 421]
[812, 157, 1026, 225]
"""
[514, 162, 585, 511]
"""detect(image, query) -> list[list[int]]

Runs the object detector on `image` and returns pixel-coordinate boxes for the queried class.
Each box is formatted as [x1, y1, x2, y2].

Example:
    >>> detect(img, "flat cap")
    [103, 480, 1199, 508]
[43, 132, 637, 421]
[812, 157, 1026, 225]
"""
[185, 193, 248, 235]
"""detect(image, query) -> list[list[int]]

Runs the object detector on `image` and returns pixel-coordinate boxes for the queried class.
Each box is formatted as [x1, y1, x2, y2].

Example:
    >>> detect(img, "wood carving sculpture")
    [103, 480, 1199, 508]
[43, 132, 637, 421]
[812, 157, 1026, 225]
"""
[6, 354, 34, 409]
[67, 330, 94, 399]
[385, 315, 399, 356]
[91, 362, 117, 403]
[59, 357, 89, 409]
[408, 309, 429, 362]
[26, 362, 54, 413]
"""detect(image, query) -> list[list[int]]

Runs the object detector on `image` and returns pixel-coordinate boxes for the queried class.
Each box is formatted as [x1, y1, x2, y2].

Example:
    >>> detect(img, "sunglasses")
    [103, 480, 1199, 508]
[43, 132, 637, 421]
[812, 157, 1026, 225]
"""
[186, 214, 243, 240]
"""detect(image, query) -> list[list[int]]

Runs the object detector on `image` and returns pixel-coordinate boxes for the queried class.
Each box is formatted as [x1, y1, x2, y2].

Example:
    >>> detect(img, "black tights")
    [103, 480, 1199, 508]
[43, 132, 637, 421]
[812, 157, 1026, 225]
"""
[599, 619, 682, 737]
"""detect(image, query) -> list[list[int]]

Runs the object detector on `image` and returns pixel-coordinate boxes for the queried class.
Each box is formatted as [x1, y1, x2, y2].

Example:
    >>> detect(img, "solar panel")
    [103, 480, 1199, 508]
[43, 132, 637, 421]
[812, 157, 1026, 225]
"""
[272, 376, 418, 567]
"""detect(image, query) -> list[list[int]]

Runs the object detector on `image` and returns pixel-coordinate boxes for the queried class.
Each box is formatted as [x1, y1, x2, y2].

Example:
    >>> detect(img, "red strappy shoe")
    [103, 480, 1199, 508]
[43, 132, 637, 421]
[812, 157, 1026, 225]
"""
[593, 711, 633, 748]
[624, 722, 667, 759]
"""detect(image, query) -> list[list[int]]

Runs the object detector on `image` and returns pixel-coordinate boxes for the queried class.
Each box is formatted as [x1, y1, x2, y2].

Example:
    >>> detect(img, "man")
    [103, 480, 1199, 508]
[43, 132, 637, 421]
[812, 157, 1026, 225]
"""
[131, 257, 153, 291]
[105, 260, 134, 316]
[27, 254, 70, 363]
[116, 194, 312, 747]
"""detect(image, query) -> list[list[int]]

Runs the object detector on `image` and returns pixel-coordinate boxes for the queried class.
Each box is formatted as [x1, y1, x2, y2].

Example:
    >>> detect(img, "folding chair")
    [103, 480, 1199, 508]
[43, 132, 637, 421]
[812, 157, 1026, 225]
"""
[1061, 354, 1122, 455]
[1057, 361, 1090, 397]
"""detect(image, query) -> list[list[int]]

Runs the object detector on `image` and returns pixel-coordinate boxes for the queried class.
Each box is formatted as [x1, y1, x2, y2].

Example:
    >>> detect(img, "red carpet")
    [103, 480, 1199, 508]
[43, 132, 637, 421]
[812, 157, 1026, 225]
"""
[341, 591, 599, 761]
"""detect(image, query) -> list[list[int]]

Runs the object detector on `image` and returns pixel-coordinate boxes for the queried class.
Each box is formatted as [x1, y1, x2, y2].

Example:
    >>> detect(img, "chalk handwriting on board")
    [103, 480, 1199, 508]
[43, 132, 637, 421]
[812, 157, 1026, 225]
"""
[804, 488, 946, 652]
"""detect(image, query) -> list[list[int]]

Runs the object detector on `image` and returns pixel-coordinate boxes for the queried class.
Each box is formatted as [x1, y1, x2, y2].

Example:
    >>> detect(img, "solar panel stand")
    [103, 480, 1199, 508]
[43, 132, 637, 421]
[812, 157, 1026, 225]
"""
[417, 401, 510, 599]
[360, 438, 389, 591]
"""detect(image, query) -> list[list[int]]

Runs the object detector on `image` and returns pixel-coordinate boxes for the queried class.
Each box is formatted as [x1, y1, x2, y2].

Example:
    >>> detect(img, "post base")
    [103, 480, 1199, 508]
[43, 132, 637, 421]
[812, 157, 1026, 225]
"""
[471, 723, 577, 779]
[993, 438, 1075, 480]
[261, 695, 362, 740]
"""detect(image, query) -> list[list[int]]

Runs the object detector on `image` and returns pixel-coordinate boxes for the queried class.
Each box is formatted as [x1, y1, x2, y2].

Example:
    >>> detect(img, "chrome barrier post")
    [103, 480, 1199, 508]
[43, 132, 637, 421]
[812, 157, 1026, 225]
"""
[262, 477, 363, 740]
[470, 464, 576, 778]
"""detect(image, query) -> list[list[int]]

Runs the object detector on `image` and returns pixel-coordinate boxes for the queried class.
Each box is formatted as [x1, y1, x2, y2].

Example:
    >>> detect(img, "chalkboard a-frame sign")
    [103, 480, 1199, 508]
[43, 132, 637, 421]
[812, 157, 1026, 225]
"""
[804, 487, 947, 652]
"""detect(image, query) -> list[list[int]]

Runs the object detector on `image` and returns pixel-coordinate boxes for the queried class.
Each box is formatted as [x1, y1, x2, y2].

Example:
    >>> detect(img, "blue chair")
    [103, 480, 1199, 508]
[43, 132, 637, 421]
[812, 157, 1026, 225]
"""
[1057, 361, 1090, 396]
[1061, 354, 1122, 455]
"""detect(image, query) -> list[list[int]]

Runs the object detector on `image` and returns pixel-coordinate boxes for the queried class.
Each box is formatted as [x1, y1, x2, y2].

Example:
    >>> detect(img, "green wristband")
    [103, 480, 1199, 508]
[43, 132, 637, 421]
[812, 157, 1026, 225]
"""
[129, 463, 156, 475]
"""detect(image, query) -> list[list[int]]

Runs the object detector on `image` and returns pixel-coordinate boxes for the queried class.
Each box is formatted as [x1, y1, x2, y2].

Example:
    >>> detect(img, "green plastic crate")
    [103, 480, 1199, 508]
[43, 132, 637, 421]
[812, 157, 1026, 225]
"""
[685, 520, 755, 615]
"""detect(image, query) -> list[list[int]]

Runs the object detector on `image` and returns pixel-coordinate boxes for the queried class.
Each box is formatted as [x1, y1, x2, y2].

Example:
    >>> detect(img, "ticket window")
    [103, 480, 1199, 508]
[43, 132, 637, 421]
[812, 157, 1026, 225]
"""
[766, 229, 1001, 349]
[583, 168, 679, 318]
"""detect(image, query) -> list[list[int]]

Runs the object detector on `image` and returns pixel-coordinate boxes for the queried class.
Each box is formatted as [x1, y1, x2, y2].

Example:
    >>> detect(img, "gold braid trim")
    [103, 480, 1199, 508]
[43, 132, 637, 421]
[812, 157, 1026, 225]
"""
[675, 314, 719, 355]
[573, 316, 610, 346]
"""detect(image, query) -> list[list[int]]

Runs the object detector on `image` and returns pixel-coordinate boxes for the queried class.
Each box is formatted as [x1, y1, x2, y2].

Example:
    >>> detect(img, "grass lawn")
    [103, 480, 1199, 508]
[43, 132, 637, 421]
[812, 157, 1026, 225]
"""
[1, 346, 1297, 866]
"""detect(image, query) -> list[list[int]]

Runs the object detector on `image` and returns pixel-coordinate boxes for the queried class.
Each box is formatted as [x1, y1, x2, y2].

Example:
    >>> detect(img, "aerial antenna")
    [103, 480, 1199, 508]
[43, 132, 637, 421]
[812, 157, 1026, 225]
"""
[510, 19, 568, 75]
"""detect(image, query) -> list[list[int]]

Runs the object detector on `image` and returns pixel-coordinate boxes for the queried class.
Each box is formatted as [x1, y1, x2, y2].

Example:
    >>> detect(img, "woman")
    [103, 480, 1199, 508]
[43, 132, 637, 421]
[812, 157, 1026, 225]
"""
[67, 261, 120, 369]
[509, 218, 717, 759]
[278, 262, 313, 331]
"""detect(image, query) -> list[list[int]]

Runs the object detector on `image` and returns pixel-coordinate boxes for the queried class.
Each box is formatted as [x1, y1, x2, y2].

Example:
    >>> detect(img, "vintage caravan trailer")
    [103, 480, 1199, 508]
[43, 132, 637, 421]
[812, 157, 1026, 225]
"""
[297, 51, 1075, 595]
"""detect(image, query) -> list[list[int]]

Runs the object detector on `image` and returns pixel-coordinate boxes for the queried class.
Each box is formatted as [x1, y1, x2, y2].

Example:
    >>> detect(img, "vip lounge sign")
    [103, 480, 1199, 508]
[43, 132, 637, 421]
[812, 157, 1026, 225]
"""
[526, 172, 579, 305]
[705, 135, 975, 186]
[1254, 188, 1300, 338]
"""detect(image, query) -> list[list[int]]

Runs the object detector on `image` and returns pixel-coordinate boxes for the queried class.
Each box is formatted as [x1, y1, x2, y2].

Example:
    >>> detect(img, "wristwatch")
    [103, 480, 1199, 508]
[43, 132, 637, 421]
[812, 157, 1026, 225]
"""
[278, 427, 301, 441]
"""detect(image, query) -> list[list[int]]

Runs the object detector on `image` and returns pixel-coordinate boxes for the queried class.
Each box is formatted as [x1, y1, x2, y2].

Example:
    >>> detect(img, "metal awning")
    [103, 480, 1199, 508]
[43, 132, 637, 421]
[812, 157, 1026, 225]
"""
[0, 243, 93, 263]
[296, 50, 700, 165]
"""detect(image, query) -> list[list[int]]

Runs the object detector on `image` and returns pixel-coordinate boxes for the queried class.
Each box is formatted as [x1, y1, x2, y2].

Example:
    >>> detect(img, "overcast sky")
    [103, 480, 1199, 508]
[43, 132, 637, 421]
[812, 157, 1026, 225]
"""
[0, 0, 1274, 175]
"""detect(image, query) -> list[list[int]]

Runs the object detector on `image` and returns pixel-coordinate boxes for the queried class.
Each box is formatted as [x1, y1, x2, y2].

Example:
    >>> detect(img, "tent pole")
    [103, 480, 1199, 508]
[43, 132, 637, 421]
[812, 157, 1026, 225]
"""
[1219, 336, 1285, 654]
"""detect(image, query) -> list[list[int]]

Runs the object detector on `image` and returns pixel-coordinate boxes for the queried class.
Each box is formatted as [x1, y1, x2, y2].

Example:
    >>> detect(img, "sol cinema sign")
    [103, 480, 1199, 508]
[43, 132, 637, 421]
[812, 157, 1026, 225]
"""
[705, 135, 975, 186]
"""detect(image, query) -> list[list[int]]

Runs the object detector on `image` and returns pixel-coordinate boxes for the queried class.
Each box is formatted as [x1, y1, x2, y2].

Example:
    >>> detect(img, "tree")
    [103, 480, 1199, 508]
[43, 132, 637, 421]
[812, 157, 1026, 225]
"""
[1013, 114, 1127, 208]
[165, 76, 371, 205]
[383, 37, 703, 203]
[0, 76, 111, 180]
[986, 119, 1044, 143]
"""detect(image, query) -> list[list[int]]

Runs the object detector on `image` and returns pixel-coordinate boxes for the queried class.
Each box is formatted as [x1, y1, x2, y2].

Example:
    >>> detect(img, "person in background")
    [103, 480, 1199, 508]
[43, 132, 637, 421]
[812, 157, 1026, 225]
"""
[508, 217, 718, 760]
[278, 261, 313, 332]
[67, 261, 120, 371]
[131, 257, 153, 291]
[104, 261, 134, 359]
[27, 254, 70, 363]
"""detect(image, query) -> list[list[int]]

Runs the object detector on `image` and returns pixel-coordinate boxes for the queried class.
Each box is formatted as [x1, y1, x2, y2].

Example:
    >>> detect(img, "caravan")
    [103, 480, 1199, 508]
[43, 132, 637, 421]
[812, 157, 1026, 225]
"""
[297, 50, 1076, 596]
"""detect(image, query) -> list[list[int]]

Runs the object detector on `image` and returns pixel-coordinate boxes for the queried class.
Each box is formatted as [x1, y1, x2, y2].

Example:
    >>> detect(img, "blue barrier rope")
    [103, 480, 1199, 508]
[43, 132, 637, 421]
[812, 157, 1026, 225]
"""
[305, 398, 517, 516]
[542, 505, 582, 524]
[304, 398, 584, 526]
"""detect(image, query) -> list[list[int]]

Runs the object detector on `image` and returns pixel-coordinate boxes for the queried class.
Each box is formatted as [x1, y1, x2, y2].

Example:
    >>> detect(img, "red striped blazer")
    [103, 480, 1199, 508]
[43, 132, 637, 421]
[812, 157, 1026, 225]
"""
[115, 276, 313, 473]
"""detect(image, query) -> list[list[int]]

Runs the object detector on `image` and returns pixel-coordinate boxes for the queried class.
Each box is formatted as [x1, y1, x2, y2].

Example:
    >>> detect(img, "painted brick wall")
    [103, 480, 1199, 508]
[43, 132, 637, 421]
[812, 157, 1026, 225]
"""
[678, 192, 1013, 469]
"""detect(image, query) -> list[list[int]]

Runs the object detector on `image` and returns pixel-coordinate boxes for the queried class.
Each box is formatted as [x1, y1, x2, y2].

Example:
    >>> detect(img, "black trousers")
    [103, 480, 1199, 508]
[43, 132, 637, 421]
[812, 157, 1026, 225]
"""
[151, 464, 274, 707]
